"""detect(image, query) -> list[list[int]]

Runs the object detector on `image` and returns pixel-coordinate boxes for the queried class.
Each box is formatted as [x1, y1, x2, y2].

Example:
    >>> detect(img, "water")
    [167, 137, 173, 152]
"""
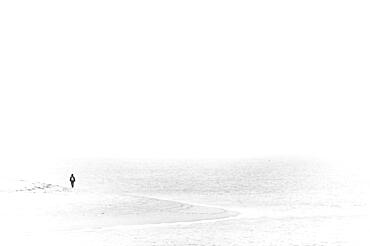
[51, 159, 369, 245]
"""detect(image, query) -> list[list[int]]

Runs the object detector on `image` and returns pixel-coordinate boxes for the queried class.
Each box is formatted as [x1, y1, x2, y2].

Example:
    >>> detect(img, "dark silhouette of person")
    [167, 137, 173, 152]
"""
[70, 174, 75, 188]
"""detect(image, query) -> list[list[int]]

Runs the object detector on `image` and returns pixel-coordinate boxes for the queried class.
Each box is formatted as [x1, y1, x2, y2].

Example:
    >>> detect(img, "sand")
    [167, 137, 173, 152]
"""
[0, 179, 239, 245]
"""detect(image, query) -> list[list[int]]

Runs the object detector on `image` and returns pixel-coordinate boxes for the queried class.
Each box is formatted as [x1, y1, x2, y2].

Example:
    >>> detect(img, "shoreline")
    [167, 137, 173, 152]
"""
[1, 179, 241, 233]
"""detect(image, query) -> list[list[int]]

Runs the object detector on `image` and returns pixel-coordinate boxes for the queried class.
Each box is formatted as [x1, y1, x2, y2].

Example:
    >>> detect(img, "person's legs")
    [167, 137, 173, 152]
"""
[71, 181, 74, 188]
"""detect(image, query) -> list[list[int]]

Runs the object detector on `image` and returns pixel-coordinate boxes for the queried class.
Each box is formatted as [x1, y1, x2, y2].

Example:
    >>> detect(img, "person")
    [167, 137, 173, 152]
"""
[70, 174, 76, 188]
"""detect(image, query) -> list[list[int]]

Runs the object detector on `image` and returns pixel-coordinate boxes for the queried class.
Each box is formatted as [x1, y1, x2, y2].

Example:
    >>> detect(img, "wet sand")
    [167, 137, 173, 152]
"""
[0, 179, 239, 245]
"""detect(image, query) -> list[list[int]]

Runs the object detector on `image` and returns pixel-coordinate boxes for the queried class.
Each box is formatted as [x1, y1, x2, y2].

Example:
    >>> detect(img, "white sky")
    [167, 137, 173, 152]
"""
[1, 0, 370, 173]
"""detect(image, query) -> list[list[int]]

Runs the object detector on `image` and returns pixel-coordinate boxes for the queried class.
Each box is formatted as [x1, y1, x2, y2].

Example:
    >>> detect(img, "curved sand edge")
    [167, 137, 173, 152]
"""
[91, 193, 241, 231]
[1, 180, 240, 232]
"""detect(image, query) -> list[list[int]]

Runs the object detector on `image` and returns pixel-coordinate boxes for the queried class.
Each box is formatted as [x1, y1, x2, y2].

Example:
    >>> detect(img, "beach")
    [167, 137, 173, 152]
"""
[1, 178, 239, 245]
[1, 160, 369, 245]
